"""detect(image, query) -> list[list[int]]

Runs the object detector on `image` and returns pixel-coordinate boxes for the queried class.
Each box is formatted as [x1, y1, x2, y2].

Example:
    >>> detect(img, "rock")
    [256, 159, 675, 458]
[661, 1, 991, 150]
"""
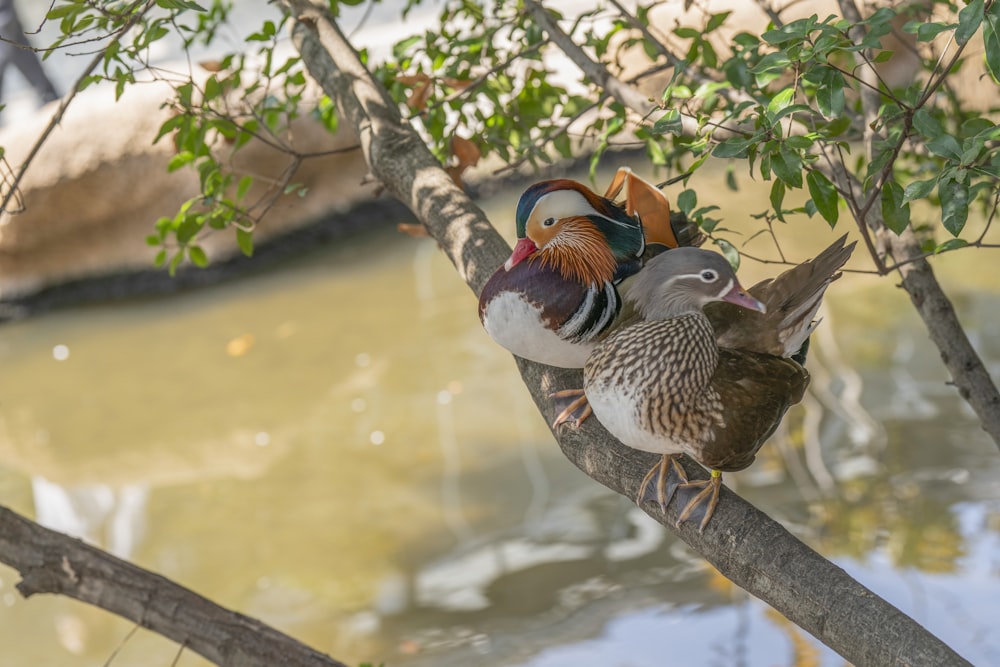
[0, 73, 377, 300]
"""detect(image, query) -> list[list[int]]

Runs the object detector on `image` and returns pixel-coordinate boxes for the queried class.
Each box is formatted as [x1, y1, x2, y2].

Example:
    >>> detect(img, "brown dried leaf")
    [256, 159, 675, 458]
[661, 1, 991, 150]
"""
[407, 81, 433, 111]
[396, 73, 432, 86]
[441, 77, 473, 90]
[451, 136, 481, 171]
[397, 223, 430, 237]
[199, 60, 223, 72]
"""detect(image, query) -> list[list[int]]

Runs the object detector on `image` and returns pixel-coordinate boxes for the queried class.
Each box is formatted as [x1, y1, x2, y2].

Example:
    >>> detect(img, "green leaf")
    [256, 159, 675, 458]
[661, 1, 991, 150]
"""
[806, 171, 839, 226]
[236, 228, 254, 257]
[935, 238, 968, 253]
[156, 0, 207, 11]
[154, 249, 167, 267]
[765, 87, 795, 120]
[553, 132, 572, 158]
[903, 177, 938, 202]
[706, 11, 732, 32]
[771, 148, 803, 188]
[816, 68, 845, 119]
[237, 175, 253, 201]
[769, 103, 812, 124]
[911, 109, 943, 139]
[881, 181, 911, 234]
[651, 109, 682, 135]
[713, 136, 753, 158]
[940, 180, 969, 236]
[168, 251, 184, 276]
[153, 113, 187, 145]
[714, 238, 740, 271]
[926, 134, 962, 159]
[985, 2, 1000, 82]
[956, 0, 984, 45]
[769, 179, 786, 220]
[914, 22, 955, 41]
[188, 245, 209, 267]
[750, 51, 792, 75]
[646, 138, 667, 165]
[820, 116, 852, 138]
[677, 189, 697, 215]
[393, 35, 422, 59]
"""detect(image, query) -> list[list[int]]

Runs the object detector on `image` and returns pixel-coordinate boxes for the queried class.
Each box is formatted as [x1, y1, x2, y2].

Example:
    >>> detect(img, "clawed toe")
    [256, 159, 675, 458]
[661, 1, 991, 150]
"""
[674, 470, 723, 533]
[550, 389, 592, 428]
[636, 455, 688, 512]
[636, 462, 723, 532]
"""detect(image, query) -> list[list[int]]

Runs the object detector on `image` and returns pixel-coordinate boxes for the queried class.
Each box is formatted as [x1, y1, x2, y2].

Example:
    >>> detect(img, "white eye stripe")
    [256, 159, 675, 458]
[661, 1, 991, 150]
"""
[673, 271, 723, 282]
[714, 278, 734, 299]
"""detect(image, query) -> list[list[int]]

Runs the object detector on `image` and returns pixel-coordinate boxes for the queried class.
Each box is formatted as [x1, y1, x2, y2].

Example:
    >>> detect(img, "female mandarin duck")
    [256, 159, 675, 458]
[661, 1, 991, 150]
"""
[572, 237, 854, 532]
[478, 168, 702, 368]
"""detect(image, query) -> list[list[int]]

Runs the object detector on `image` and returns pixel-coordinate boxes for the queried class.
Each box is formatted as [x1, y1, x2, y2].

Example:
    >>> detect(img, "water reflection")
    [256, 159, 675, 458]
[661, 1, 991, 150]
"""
[0, 189, 999, 666]
[31, 477, 148, 560]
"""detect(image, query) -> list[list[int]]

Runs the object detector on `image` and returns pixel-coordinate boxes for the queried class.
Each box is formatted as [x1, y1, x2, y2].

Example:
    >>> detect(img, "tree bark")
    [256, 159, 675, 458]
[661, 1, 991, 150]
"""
[0, 505, 347, 667]
[283, 2, 973, 665]
[835, 0, 1000, 449]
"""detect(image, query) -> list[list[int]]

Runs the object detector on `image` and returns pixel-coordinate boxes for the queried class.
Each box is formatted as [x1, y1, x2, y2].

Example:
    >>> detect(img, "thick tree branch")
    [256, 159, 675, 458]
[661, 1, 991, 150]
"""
[286, 0, 507, 295]
[522, 0, 655, 117]
[282, 2, 972, 665]
[0, 506, 347, 667]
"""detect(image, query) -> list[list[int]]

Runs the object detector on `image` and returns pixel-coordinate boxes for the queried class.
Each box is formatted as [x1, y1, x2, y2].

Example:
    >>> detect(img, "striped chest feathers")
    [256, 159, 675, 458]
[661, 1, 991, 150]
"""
[584, 315, 724, 455]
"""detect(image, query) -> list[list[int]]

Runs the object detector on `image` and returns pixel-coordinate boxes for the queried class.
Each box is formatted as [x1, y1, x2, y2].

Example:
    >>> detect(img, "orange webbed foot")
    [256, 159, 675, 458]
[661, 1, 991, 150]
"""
[636, 455, 688, 512]
[550, 389, 592, 428]
[674, 470, 723, 533]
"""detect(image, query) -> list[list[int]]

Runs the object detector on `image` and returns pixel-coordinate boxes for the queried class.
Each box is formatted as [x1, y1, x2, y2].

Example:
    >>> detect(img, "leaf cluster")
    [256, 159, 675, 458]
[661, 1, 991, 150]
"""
[31, 0, 1000, 271]
[376, 0, 1000, 265]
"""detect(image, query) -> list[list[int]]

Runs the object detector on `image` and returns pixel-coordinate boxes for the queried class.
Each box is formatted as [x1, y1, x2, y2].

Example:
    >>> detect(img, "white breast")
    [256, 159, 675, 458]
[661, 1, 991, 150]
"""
[481, 291, 595, 368]
[586, 378, 687, 456]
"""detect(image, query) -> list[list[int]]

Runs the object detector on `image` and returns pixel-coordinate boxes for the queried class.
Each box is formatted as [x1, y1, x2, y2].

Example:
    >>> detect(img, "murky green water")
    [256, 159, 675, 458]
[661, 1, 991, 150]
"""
[1, 173, 999, 667]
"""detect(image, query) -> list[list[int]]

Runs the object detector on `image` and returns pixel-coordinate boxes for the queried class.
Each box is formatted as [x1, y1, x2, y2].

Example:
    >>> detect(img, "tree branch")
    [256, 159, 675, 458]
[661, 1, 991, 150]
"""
[834, 0, 1000, 449]
[0, 505, 347, 667]
[0, 0, 158, 216]
[286, 0, 507, 294]
[522, 0, 656, 118]
[281, 2, 972, 665]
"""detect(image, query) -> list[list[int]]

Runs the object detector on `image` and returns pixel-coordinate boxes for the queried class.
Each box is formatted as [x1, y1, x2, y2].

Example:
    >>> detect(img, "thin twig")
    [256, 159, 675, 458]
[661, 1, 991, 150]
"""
[0, 0, 160, 216]
[416, 42, 544, 117]
[101, 623, 140, 667]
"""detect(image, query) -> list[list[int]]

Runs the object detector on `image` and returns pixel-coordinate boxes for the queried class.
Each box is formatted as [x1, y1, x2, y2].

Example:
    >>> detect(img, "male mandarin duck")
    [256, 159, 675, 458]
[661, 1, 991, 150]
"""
[568, 236, 855, 531]
[478, 168, 702, 368]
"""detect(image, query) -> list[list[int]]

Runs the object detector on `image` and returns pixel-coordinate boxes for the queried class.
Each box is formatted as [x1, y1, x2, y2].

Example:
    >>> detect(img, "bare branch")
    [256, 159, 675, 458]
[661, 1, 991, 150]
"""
[0, 0, 159, 216]
[0, 506, 347, 667]
[523, 0, 657, 117]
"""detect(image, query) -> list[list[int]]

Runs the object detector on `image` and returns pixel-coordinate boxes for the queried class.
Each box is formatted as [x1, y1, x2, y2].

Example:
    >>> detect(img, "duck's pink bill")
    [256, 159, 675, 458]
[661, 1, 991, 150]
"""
[504, 238, 538, 270]
[722, 283, 767, 313]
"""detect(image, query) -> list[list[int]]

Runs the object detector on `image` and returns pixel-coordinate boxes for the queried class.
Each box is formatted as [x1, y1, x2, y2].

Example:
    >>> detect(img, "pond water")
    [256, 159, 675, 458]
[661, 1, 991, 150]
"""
[1, 170, 1000, 667]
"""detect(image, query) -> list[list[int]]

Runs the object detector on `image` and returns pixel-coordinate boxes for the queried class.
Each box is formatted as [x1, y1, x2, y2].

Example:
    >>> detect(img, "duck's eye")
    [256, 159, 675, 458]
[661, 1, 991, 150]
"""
[542, 217, 557, 227]
[700, 269, 718, 282]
